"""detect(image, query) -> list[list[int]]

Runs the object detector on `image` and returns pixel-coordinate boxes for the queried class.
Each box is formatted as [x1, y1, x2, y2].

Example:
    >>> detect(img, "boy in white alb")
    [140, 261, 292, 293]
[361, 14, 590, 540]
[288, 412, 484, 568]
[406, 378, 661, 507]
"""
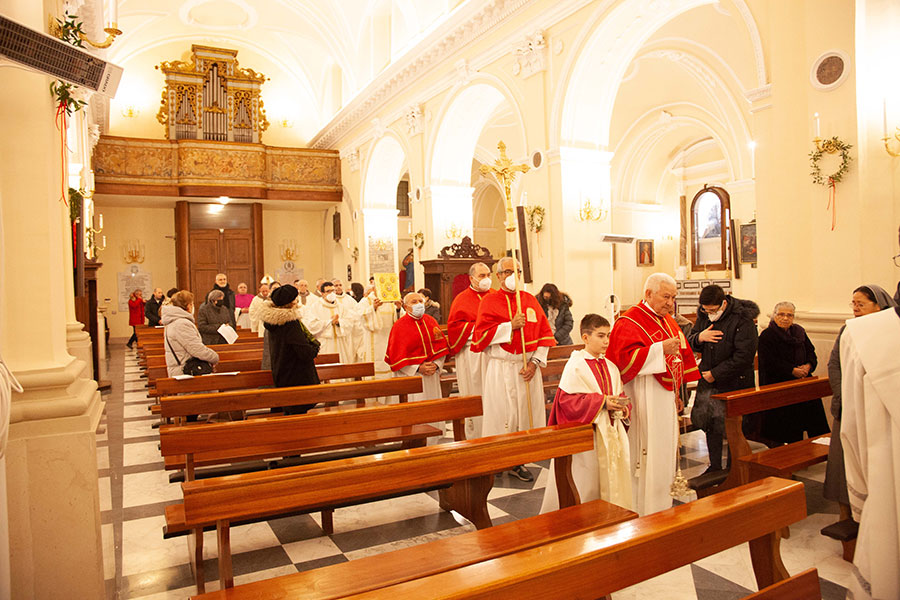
[541, 313, 633, 512]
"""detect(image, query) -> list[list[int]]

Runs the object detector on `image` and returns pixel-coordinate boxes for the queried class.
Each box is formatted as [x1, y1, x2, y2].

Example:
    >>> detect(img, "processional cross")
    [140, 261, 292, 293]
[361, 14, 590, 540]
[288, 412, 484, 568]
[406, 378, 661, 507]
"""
[479, 141, 530, 232]
[479, 141, 535, 427]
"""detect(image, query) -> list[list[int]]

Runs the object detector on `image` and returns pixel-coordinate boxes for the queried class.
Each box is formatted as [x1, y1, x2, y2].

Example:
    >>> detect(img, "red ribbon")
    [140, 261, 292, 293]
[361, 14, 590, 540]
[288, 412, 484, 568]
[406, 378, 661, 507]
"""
[56, 102, 69, 207]
[826, 177, 836, 231]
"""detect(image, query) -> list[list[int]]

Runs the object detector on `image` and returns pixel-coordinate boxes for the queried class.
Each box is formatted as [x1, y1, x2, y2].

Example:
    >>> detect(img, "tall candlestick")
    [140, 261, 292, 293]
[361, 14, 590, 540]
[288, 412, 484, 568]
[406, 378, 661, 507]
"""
[884, 99, 888, 138]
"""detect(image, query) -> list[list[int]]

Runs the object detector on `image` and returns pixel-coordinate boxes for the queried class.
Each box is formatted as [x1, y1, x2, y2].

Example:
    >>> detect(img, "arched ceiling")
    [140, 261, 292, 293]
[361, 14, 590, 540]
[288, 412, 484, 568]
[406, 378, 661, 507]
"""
[105, 0, 463, 145]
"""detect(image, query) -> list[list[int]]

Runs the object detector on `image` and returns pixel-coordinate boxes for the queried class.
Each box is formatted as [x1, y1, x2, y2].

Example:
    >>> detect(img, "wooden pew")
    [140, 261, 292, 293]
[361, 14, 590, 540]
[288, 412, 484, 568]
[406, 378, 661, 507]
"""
[145, 352, 340, 387]
[182, 423, 594, 589]
[150, 362, 374, 398]
[143, 348, 263, 371]
[694, 377, 832, 497]
[193, 477, 812, 600]
[546, 343, 584, 360]
[159, 376, 423, 420]
[139, 340, 263, 365]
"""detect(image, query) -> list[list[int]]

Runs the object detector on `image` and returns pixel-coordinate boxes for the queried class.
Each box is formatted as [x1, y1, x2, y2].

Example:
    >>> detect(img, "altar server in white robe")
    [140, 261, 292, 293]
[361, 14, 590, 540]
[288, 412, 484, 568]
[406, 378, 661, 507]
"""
[840, 303, 900, 600]
[357, 285, 399, 376]
[541, 313, 632, 513]
[332, 278, 362, 356]
[303, 281, 356, 363]
[248, 282, 269, 333]
[606, 273, 699, 515]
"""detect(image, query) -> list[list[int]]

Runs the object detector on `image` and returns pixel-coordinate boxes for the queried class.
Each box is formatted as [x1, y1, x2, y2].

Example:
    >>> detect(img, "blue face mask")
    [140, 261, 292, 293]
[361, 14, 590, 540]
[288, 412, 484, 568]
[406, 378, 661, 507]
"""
[410, 303, 426, 319]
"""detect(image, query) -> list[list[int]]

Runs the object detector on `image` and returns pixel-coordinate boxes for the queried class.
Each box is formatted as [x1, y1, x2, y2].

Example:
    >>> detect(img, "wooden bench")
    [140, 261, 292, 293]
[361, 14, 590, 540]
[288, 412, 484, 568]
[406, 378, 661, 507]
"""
[182, 423, 594, 590]
[139, 340, 263, 365]
[692, 377, 832, 497]
[193, 477, 813, 600]
[145, 352, 340, 387]
[159, 376, 423, 421]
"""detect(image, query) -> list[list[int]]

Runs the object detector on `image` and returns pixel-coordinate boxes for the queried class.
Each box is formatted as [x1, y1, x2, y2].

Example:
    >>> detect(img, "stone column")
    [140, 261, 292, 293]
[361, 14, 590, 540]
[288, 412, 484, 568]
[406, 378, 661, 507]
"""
[0, 1, 105, 597]
[63, 199, 94, 380]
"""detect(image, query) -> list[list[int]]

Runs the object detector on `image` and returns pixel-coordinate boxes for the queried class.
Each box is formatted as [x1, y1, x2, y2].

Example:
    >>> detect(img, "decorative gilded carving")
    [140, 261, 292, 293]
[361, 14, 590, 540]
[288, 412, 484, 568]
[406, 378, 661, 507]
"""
[437, 236, 493, 260]
[92, 136, 341, 196]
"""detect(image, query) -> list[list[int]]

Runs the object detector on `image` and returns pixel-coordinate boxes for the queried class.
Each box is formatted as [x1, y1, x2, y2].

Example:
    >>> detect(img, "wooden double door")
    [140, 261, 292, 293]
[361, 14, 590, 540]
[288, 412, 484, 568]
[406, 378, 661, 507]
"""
[189, 229, 256, 301]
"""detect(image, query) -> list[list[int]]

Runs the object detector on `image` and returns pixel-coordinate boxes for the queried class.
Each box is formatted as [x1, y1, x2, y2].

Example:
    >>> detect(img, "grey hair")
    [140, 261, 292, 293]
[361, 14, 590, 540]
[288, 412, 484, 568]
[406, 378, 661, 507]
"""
[469, 262, 489, 276]
[774, 301, 796, 314]
[207, 289, 225, 302]
[402, 291, 423, 307]
[495, 256, 516, 273]
[643, 273, 677, 294]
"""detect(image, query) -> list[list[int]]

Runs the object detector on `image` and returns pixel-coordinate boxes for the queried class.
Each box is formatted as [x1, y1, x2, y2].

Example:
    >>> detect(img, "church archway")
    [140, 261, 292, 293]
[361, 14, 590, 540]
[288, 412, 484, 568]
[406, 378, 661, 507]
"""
[360, 133, 409, 279]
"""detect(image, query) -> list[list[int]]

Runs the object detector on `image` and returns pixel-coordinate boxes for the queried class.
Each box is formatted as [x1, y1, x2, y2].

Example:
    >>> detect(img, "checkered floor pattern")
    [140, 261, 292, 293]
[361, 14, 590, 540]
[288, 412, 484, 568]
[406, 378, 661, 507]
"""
[97, 343, 854, 599]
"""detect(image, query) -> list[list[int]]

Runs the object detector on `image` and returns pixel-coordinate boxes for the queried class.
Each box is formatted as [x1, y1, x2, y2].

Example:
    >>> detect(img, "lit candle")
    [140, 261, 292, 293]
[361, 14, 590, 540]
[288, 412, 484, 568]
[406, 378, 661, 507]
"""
[814, 112, 820, 138]
[521, 191, 528, 207]
[102, 235, 106, 247]
[884, 99, 888, 138]
[106, 0, 118, 31]
[99, 213, 104, 229]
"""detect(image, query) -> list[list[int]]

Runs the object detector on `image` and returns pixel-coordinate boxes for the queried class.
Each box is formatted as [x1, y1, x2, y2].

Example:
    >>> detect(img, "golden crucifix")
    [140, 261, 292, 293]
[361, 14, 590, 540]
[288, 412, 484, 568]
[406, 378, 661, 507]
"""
[480, 141, 530, 232]
[479, 141, 535, 428]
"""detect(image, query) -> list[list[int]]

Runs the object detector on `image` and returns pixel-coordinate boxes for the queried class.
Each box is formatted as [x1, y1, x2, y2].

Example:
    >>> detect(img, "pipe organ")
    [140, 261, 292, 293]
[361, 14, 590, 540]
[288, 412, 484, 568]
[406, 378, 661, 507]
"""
[156, 45, 269, 143]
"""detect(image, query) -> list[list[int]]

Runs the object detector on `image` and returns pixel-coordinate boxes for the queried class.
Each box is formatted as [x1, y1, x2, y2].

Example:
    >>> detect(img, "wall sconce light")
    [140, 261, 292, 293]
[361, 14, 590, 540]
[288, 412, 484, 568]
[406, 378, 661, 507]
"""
[121, 105, 140, 118]
[577, 195, 608, 222]
[123, 239, 145, 264]
[372, 237, 390, 251]
[279, 119, 294, 128]
[87, 212, 105, 259]
[280, 239, 298, 262]
[811, 112, 840, 153]
[49, 2, 122, 49]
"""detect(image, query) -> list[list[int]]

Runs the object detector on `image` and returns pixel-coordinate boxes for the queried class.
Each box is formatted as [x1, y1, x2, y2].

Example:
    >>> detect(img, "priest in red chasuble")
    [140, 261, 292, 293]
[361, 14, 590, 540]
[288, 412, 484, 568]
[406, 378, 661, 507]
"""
[446, 262, 493, 438]
[471, 257, 555, 482]
[606, 273, 699, 515]
[385, 292, 450, 406]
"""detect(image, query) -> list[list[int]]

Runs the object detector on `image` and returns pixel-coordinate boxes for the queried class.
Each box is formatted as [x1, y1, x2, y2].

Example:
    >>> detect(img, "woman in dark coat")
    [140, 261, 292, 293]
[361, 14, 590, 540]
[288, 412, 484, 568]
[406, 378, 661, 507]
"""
[260, 285, 321, 414]
[536, 283, 574, 345]
[757, 301, 829, 444]
[197, 289, 236, 345]
[824, 284, 896, 510]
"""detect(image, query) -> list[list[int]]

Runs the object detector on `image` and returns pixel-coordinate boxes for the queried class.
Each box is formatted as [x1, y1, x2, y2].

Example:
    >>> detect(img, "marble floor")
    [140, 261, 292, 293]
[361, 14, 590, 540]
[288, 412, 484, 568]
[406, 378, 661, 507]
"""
[99, 342, 853, 599]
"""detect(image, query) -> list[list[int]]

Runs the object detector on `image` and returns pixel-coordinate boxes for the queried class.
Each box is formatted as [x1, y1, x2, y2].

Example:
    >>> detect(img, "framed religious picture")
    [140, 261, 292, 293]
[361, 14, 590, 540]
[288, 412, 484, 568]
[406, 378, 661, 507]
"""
[636, 239, 654, 267]
[739, 223, 757, 264]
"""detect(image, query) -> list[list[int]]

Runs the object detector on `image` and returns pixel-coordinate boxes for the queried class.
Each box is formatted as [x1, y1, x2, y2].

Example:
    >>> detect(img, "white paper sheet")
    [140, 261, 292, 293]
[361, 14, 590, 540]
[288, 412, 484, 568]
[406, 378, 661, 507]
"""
[218, 324, 238, 344]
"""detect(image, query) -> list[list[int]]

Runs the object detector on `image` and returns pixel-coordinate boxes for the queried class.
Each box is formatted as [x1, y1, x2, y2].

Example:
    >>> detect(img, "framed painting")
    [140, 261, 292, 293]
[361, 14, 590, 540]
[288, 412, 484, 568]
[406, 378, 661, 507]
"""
[739, 223, 757, 264]
[636, 239, 654, 267]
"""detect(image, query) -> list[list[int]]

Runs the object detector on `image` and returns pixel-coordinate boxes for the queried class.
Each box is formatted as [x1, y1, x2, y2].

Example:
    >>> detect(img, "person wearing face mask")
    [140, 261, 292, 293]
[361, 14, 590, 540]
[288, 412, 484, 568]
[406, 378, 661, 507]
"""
[471, 257, 556, 482]
[446, 262, 494, 438]
[303, 281, 356, 363]
[208, 273, 236, 312]
[197, 289, 237, 345]
[385, 292, 449, 414]
[606, 273, 699, 515]
[686, 284, 759, 476]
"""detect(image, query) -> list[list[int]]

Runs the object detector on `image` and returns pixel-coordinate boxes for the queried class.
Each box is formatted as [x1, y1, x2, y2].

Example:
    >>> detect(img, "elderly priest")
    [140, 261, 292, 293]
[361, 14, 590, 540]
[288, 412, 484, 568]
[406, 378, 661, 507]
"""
[385, 292, 450, 405]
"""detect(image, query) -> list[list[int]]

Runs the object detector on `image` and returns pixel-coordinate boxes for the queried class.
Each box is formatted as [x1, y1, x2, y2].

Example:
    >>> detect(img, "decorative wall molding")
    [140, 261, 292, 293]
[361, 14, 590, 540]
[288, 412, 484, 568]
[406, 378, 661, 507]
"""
[744, 84, 772, 103]
[512, 30, 547, 78]
[405, 104, 423, 136]
[92, 135, 341, 201]
[340, 148, 360, 172]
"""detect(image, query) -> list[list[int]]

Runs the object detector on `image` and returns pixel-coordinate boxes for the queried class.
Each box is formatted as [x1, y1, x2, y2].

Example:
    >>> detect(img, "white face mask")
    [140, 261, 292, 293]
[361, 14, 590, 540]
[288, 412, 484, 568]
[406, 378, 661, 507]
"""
[325, 292, 337, 303]
[410, 303, 426, 319]
[477, 277, 492, 292]
[707, 311, 722, 322]
[504, 274, 517, 290]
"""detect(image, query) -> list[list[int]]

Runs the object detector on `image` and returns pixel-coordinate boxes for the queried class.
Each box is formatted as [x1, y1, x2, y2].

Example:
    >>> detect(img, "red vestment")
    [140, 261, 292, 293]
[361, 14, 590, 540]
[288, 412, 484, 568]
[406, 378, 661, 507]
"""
[470, 289, 556, 354]
[446, 286, 492, 355]
[606, 302, 699, 391]
[384, 313, 449, 372]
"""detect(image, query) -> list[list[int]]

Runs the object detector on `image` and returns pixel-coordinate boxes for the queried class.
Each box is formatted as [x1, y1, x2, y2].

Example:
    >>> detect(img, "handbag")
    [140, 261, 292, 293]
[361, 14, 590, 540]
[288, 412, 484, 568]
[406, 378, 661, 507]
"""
[165, 331, 213, 376]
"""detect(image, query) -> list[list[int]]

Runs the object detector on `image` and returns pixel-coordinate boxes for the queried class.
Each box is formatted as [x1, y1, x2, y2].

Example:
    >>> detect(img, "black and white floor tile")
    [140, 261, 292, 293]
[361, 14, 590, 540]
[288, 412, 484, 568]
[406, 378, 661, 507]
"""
[100, 343, 853, 599]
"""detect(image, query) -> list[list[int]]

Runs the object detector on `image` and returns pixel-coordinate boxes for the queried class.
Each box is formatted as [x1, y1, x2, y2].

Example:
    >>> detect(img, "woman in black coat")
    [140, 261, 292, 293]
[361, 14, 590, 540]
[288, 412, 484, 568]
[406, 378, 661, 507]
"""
[260, 285, 321, 415]
[536, 283, 574, 345]
[757, 301, 829, 444]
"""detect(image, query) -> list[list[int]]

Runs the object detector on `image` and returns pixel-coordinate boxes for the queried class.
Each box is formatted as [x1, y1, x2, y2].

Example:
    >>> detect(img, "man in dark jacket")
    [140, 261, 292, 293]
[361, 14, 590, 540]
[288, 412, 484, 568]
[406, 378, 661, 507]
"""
[209, 273, 236, 312]
[261, 285, 321, 414]
[145, 287, 165, 326]
[687, 285, 759, 474]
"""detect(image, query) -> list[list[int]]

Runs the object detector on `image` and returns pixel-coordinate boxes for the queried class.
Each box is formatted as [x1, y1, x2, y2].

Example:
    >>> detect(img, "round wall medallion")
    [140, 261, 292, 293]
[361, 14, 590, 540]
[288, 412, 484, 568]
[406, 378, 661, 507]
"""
[530, 150, 544, 170]
[810, 51, 850, 91]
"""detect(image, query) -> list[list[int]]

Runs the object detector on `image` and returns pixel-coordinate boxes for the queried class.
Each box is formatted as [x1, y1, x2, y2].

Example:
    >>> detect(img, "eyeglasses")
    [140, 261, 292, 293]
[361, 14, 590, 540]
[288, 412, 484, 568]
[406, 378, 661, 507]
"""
[497, 269, 522, 276]
[850, 301, 874, 309]
[699, 305, 723, 316]
[775, 312, 795, 319]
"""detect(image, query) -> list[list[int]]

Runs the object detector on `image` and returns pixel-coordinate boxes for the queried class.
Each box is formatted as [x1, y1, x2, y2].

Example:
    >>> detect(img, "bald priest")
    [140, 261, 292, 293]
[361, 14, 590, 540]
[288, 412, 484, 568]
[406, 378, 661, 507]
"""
[385, 292, 450, 404]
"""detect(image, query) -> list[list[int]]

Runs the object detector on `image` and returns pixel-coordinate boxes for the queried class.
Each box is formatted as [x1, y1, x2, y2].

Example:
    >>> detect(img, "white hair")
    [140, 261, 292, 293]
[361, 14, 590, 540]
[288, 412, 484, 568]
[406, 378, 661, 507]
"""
[643, 273, 677, 295]
[774, 301, 796, 314]
[495, 256, 516, 273]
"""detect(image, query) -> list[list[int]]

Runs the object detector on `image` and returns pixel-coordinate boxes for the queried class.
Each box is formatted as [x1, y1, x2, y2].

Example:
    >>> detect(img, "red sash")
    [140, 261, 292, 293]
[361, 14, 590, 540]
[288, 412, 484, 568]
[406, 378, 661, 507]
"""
[606, 303, 699, 391]
[384, 313, 449, 372]
[470, 289, 556, 355]
[446, 287, 491, 355]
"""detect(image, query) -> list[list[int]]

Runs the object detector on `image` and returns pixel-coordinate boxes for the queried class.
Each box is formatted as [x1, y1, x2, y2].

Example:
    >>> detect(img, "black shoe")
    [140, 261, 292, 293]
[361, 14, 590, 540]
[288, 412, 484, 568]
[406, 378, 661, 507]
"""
[126, 343, 133, 349]
[509, 465, 534, 482]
